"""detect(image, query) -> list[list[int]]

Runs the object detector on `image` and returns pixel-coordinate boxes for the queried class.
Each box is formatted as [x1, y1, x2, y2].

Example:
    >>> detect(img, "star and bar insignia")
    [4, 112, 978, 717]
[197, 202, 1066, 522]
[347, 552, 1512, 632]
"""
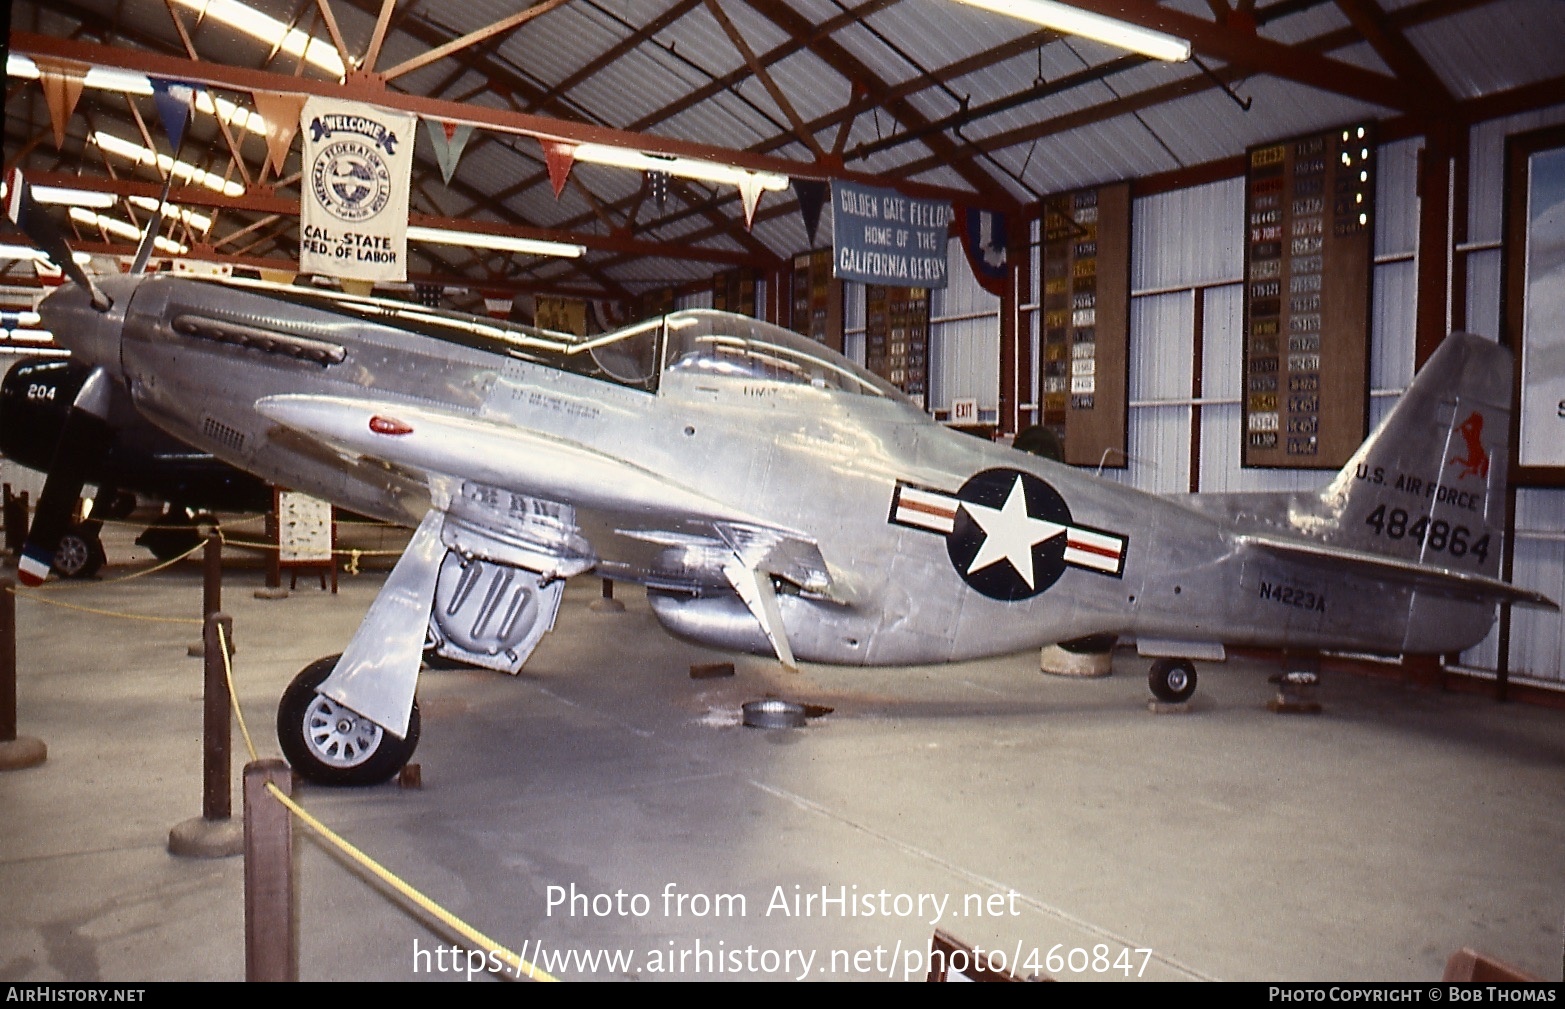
[889, 468, 1128, 602]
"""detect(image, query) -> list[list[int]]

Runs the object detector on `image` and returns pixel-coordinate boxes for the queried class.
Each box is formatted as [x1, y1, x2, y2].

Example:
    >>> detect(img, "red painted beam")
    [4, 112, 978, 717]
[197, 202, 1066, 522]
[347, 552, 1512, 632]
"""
[24, 170, 773, 268]
[12, 31, 1007, 211]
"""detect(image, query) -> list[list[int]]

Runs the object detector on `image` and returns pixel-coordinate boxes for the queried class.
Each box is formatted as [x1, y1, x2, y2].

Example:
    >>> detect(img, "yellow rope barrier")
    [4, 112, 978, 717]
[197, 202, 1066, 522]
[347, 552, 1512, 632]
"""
[221, 536, 404, 558]
[85, 511, 268, 532]
[8, 587, 203, 624]
[94, 538, 208, 584]
[4, 534, 207, 622]
[216, 623, 259, 767]
[212, 623, 558, 982]
[12, 536, 207, 592]
[264, 784, 559, 982]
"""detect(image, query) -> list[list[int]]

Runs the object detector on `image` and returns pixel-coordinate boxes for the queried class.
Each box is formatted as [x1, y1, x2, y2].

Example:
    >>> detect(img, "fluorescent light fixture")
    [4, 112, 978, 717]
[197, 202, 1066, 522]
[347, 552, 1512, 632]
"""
[29, 186, 118, 209]
[69, 207, 190, 255]
[197, 91, 267, 135]
[6, 56, 264, 133]
[951, 0, 1191, 62]
[170, 0, 347, 78]
[0, 243, 92, 265]
[407, 226, 584, 258]
[5, 55, 153, 94]
[572, 144, 789, 191]
[7, 54, 39, 80]
[1, 347, 70, 357]
[91, 132, 246, 196]
[83, 66, 155, 95]
[128, 196, 214, 234]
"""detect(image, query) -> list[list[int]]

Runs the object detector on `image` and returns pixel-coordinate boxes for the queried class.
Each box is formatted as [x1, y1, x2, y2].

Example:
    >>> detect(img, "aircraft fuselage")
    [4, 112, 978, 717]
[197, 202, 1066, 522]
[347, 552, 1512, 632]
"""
[48, 274, 1494, 666]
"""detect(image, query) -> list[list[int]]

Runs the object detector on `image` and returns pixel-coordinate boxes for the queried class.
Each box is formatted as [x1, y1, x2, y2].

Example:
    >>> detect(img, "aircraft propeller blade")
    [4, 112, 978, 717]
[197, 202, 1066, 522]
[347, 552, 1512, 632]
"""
[17, 368, 114, 586]
[129, 102, 192, 277]
[3, 169, 112, 311]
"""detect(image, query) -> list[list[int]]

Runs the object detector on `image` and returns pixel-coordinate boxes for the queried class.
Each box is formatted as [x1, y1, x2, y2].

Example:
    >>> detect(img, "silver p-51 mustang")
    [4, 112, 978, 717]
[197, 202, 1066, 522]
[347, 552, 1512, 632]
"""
[24, 231, 1555, 785]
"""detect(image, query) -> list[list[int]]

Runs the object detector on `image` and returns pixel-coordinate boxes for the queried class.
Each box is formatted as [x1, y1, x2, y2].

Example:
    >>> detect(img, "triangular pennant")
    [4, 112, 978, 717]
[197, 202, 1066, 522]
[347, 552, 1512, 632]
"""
[737, 173, 764, 230]
[340, 279, 375, 297]
[38, 66, 85, 150]
[961, 205, 1009, 297]
[151, 78, 199, 152]
[258, 267, 298, 286]
[792, 179, 827, 246]
[251, 91, 307, 176]
[423, 119, 474, 185]
[32, 259, 63, 285]
[541, 140, 576, 198]
[482, 292, 513, 319]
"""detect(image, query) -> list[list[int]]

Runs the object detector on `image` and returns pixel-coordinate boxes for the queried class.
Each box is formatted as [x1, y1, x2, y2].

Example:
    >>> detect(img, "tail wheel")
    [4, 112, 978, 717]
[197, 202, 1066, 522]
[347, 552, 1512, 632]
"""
[1149, 657, 1197, 704]
[277, 654, 420, 786]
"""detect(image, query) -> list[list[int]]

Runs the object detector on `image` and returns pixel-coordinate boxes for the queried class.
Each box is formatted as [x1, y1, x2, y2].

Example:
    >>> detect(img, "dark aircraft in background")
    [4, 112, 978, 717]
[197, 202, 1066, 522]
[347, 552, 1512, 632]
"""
[1, 356, 271, 576]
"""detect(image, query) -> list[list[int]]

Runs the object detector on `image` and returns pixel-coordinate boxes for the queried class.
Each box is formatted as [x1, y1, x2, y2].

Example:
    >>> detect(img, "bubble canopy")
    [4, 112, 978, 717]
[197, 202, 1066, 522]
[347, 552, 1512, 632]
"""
[659, 310, 903, 399]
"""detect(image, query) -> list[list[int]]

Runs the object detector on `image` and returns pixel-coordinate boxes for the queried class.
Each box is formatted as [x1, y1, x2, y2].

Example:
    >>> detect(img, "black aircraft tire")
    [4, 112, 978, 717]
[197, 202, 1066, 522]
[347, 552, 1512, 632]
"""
[277, 655, 420, 787]
[53, 523, 106, 579]
[1148, 657, 1197, 704]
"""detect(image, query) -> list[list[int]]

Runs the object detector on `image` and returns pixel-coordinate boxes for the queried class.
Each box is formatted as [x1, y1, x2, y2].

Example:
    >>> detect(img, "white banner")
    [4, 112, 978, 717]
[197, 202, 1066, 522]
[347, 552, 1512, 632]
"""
[300, 98, 415, 282]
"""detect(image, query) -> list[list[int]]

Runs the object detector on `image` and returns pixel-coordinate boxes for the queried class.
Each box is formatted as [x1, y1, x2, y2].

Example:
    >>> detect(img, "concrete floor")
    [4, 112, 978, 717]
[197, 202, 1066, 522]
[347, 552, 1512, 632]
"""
[2, 518, 1562, 983]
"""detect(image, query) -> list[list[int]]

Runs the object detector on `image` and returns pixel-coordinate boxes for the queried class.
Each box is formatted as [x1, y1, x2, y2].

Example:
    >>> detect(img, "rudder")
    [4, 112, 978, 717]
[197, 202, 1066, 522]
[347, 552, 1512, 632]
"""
[1317, 332, 1510, 580]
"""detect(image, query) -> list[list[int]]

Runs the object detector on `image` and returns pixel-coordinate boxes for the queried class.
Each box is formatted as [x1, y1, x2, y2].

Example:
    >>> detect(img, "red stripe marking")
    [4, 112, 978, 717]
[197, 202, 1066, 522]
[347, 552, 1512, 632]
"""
[900, 498, 957, 519]
[1067, 536, 1121, 559]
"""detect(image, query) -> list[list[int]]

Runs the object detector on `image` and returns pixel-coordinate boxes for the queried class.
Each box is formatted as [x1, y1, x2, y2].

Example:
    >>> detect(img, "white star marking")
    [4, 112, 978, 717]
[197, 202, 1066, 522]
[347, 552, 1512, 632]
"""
[960, 475, 1067, 589]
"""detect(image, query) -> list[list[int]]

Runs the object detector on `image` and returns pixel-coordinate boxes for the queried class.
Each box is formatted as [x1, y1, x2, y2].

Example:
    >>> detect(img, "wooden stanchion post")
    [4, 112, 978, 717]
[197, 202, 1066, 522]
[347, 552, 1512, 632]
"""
[0, 576, 47, 771]
[168, 612, 243, 857]
[2, 487, 28, 557]
[203, 613, 234, 821]
[189, 532, 226, 656]
[203, 531, 222, 619]
[244, 759, 297, 982]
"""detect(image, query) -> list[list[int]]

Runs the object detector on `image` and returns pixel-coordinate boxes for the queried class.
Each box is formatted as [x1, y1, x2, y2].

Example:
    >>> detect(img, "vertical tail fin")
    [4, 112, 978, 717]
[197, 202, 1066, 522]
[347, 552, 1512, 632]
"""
[1318, 332, 1510, 578]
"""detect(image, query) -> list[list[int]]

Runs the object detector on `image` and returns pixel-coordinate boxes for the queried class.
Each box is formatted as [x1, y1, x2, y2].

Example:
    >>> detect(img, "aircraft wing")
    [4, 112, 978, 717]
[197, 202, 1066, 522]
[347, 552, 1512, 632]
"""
[255, 394, 834, 666]
[1237, 532, 1559, 610]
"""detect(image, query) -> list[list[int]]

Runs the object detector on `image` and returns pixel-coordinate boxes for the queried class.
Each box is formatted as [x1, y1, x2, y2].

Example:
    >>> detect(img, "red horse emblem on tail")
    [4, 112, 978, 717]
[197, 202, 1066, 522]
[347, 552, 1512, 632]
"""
[1449, 411, 1489, 480]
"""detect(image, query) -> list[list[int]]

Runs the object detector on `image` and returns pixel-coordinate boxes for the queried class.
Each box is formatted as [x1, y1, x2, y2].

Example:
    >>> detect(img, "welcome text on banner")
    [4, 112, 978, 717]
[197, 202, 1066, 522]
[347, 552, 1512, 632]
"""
[300, 98, 415, 282]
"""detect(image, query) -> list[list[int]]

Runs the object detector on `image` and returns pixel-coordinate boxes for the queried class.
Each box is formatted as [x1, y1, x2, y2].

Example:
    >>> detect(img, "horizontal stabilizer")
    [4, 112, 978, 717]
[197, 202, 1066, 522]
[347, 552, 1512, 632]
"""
[1240, 532, 1558, 611]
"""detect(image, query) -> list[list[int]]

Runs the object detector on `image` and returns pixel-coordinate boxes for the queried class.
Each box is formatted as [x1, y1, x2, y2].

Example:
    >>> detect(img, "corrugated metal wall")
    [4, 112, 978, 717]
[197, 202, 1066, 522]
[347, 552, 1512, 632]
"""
[1453, 106, 1565, 687]
[837, 239, 1001, 421]
[1122, 139, 1457, 497]
[929, 236, 1002, 421]
[1109, 121, 1563, 688]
